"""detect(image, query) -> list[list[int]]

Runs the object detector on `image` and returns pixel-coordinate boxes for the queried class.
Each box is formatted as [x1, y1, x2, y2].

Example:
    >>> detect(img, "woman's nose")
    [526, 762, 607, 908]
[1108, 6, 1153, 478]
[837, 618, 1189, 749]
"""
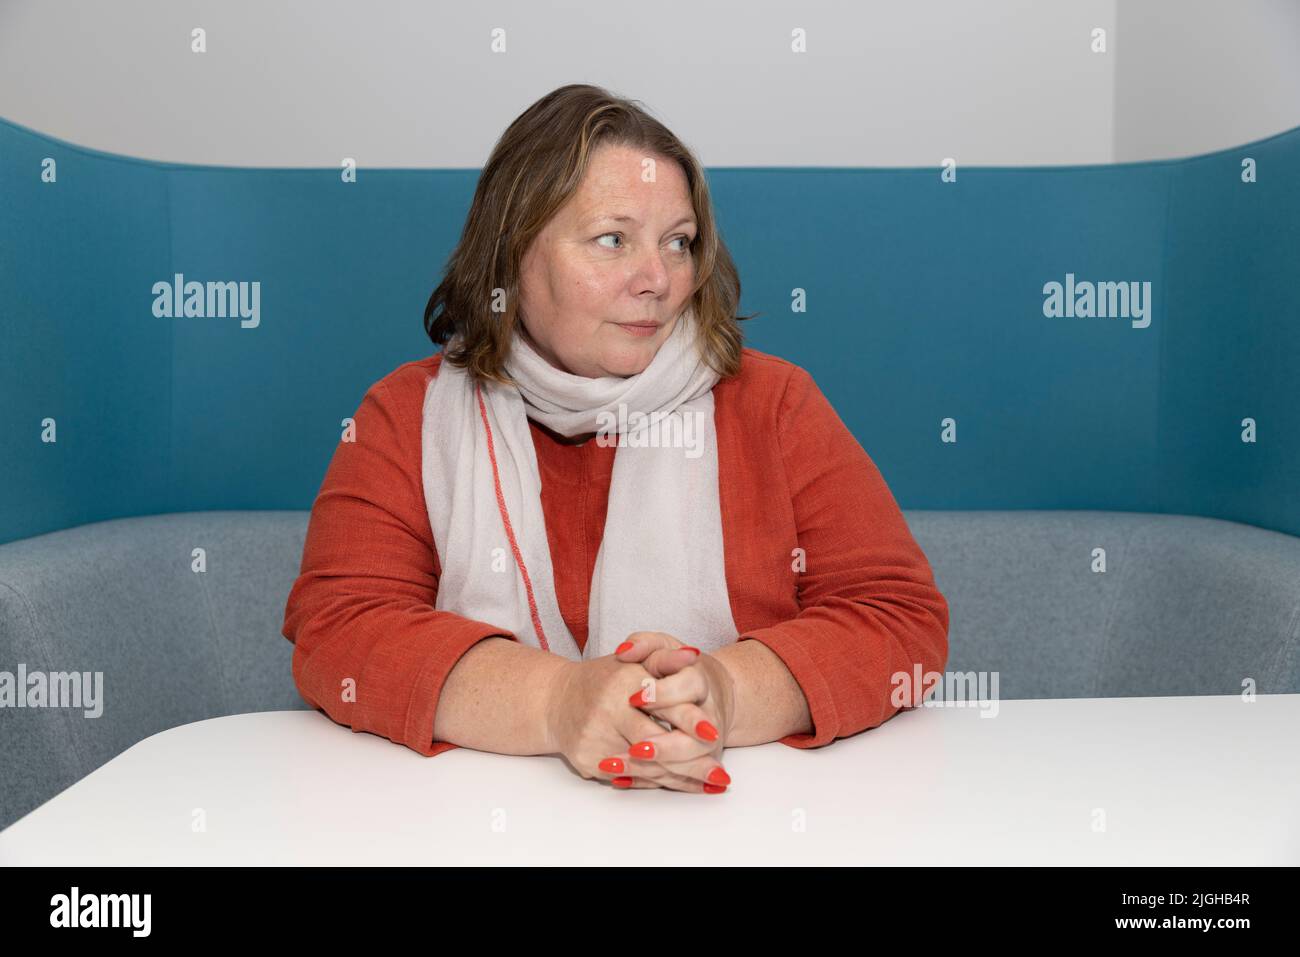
[631, 246, 671, 292]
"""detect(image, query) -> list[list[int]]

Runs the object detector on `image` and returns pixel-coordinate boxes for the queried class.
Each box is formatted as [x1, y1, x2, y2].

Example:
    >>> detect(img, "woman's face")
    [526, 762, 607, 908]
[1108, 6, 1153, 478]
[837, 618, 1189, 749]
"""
[515, 141, 698, 379]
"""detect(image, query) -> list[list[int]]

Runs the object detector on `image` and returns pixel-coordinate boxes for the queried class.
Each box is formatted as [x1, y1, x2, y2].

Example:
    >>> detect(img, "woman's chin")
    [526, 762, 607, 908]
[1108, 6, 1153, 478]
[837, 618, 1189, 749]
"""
[598, 344, 659, 377]
[600, 351, 655, 377]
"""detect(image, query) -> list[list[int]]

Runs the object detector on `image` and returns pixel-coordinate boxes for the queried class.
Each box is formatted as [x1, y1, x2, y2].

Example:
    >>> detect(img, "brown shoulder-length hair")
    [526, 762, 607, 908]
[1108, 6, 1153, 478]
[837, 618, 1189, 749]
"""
[423, 83, 753, 385]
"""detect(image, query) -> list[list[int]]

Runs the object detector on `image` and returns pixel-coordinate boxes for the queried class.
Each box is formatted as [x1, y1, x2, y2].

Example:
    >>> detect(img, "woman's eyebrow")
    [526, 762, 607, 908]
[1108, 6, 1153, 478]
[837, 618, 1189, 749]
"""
[583, 213, 697, 229]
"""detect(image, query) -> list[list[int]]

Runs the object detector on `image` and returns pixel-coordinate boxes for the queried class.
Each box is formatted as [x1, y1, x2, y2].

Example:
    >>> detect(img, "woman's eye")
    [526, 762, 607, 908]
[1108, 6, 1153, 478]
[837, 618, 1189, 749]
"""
[595, 233, 693, 253]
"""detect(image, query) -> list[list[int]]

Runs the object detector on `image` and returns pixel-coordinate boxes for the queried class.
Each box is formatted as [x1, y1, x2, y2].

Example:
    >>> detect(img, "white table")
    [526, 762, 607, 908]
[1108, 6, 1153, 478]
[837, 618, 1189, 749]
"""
[2, 694, 1297, 866]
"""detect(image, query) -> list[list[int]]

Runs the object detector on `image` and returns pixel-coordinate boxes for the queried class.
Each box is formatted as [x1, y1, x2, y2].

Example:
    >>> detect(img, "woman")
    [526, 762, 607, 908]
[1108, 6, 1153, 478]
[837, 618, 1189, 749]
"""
[282, 83, 950, 795]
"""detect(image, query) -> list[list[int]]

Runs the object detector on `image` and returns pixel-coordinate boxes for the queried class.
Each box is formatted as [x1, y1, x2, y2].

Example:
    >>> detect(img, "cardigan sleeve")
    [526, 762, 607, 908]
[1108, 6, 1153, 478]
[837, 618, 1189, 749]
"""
[737, 364, 950, 749]
[281, 372, 515, 757]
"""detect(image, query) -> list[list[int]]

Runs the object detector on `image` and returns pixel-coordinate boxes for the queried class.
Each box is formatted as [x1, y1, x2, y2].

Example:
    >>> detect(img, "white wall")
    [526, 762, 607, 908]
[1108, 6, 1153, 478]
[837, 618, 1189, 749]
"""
[0, 0, 1118, 167]
[0, 0, 1295, 169]
[1114, 0, 1300, 162]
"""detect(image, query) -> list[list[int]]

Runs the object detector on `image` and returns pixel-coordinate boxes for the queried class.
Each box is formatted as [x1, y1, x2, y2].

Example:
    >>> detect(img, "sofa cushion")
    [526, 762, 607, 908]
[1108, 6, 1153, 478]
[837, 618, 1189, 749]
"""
[1, 509, 1297, 832]
[0, 511, 311, 831]
[907, 510, 1300, 699]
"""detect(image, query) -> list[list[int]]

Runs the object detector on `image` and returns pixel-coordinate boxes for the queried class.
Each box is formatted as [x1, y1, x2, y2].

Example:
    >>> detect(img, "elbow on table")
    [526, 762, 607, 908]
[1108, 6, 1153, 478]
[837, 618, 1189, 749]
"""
[925, 585, 952, 674]
[887, 586, 951, 715]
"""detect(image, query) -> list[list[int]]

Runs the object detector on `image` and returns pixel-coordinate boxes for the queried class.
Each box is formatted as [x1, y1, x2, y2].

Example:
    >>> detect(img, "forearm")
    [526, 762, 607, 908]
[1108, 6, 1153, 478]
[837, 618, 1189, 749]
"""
[433, 636, 570, 755]
[712, 638, 812, 746]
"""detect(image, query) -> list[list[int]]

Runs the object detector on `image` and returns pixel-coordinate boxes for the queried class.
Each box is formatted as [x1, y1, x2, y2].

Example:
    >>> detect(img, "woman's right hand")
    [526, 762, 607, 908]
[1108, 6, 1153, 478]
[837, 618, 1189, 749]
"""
[543, 652, 717, 792]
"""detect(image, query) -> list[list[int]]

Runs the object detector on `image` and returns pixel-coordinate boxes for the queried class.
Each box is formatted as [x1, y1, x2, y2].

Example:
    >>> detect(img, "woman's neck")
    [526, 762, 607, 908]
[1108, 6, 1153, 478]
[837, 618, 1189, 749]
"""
[530, 418, 597, 446]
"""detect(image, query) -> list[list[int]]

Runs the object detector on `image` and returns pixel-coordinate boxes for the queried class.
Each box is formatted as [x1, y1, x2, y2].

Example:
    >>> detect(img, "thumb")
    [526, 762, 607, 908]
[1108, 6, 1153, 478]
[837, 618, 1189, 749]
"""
[614, 631, 702, 679]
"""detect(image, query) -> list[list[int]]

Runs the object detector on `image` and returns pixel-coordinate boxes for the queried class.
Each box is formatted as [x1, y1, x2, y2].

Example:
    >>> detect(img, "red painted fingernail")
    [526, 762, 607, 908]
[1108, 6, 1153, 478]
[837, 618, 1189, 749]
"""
[628, 689, 648, 707]
[706, 766, 731, 786]
[599, 757, 624, 773]
[703, 783, 727, 794]
[615, 641, 634, 655]
[680, 646, 701, 655]
[696, 720, 719, 741]
[630, 741, 655, 759]
[612, 776, 633, 788]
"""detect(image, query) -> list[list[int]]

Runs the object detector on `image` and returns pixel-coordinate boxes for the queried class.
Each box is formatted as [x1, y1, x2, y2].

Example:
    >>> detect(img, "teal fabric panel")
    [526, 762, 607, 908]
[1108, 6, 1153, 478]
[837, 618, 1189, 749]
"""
[162, 169, 470, 507]
[1, 120, 173, 533]
[718, 163, 1172, 510]
[1158, 134, 1300, 535]
[1, 116, 1296, 542]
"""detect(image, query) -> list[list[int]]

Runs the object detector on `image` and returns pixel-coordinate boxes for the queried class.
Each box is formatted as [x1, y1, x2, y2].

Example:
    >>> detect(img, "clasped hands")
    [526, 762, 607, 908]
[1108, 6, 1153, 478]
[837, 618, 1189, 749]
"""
[544, 630, 736, 794]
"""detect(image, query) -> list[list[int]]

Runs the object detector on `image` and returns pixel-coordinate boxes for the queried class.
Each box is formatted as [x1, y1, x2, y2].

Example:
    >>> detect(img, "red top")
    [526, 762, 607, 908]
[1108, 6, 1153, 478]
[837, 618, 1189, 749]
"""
[282, 347, 950, 757]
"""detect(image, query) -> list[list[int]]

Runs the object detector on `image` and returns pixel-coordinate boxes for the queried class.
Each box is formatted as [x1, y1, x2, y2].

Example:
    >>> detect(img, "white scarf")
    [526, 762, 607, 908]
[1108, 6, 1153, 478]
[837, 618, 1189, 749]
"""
[421, 305, 739, 661]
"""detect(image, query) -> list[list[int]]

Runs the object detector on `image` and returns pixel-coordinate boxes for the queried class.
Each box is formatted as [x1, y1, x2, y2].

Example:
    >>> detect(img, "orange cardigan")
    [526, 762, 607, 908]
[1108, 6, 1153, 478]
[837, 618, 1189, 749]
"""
[281, 347, 950, 757]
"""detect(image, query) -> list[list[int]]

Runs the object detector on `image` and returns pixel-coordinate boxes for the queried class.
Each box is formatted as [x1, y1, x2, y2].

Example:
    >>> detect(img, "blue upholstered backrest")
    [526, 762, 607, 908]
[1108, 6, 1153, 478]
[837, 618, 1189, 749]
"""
[3, 117, 1298, 544]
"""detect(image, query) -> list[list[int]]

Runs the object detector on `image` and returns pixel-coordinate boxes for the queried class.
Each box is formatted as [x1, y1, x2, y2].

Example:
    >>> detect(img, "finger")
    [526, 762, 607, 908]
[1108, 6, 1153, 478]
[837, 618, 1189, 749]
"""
[612, 769, 708, 793]
[629, 743, 725, 786]
[640, 646, 701, 679]
[650, 753, 732, 790]
[594, 712, 687, 778]
[627, 667, 708, 710]
[620, 707, 679, 749]
[653, 768, 711, 793]
[613, 631, 676, 660]
[609, 776, 663, 790]
[599, 729, 727, 791]
[604, 754, 692, 788]
[629, 702, 722, 754]
[614, 632, 700, 670]
[618, 728, 712, 764]
[640, 700, 722, 747]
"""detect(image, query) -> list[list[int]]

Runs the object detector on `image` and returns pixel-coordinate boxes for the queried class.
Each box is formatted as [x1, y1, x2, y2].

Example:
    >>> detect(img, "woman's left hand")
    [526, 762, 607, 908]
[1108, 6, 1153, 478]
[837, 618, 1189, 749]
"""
[604, 631, 737, 791]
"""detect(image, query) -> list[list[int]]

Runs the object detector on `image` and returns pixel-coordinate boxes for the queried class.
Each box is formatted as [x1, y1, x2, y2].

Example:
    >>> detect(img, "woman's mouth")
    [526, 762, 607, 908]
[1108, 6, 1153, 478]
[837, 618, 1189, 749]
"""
[617, 321, 661, 338]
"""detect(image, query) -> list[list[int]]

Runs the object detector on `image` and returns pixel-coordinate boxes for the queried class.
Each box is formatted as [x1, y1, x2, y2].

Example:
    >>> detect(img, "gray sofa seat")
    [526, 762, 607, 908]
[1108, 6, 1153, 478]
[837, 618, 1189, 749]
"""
[1, 509, 1297, 831]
